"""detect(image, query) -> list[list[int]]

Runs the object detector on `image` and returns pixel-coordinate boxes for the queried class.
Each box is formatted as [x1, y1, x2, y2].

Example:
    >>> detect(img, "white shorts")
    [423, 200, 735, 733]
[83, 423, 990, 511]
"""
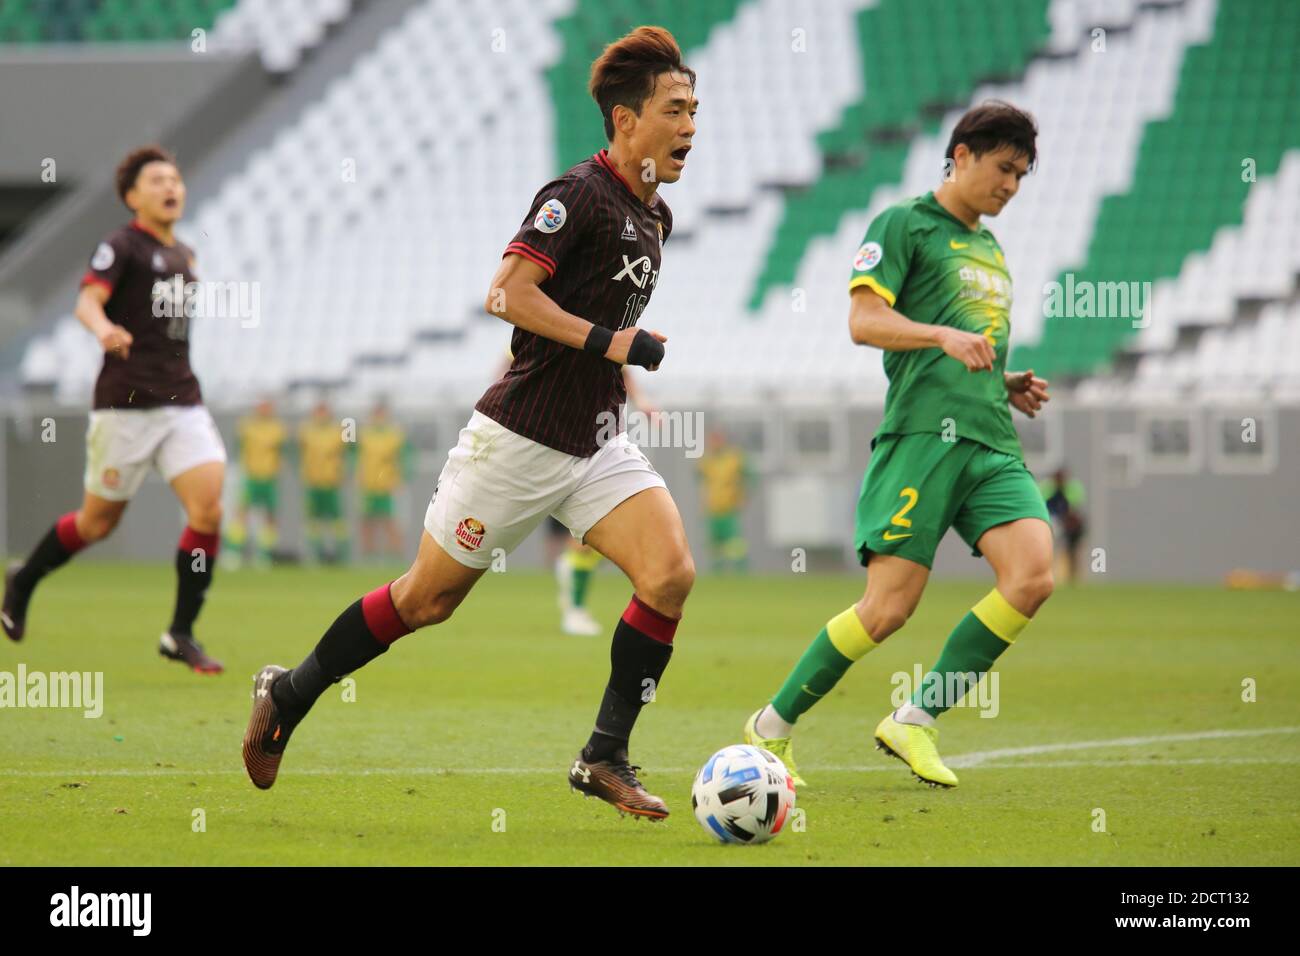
[84, 404, 227, 501]
[424, 411, 667, 569]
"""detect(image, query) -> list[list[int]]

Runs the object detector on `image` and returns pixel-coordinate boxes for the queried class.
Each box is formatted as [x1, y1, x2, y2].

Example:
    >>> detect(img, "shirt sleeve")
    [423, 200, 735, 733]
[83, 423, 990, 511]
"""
[81, 231, 131, 294]
[502, 175, 592, 279]
[848, 204, 915, 307]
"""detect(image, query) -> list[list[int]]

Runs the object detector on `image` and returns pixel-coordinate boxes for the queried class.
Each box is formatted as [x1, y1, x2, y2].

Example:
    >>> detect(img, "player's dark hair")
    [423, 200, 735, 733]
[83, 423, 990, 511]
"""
[589, 26, 696, 141]
[115, 145, 178, 205]
[945, 101, 1038, 169]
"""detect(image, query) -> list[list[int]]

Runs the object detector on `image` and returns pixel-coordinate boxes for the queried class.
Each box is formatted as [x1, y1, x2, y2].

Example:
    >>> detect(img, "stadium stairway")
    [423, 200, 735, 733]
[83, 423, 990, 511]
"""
[1015, 0, 1300, 378]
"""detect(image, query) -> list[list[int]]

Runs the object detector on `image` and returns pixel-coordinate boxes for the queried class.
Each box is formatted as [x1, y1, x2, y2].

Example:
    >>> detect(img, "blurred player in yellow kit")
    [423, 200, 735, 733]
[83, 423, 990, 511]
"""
[226, 398, 287, 568]
[357, 401, 413, 561]
[298, 400, 349, 564]
[696, 428, 753, 573]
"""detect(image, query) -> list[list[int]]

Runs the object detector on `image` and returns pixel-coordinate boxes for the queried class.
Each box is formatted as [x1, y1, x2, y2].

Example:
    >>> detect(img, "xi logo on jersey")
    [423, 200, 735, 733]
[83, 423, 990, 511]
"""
[612, 254, 657, 290]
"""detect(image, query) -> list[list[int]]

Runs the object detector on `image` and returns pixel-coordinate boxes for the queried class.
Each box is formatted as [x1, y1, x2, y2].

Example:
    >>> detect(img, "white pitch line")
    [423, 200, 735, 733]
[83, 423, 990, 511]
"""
[2, 726, 1297, 779]
[944, 725, 1300, 768]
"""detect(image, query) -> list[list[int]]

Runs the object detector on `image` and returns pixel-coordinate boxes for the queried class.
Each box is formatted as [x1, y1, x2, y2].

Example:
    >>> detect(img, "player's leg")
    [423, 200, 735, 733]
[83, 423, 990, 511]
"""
[243, 530, 487, 789]
[383, 512, 403, 559]
[556, 435, 692, 818]
[717, 511, 748, 573]
[745, 434, 959, 785]
[4, 407, 151, 640]
[224, 485, 251, 566]
[157, 405, 229, 672]
[712, 512, 733, 572]
[164, 459, 225, 673]
[559, 542, 603, 636]
[747, 554, 929, 785]
[916, 454, 1053, 724]
[880, 452, 1053, 787]
[328, 489, 350, 564]
[257, 485, 280, 565]
[3, 491, 128, 641]
[243, 410, 557, 789]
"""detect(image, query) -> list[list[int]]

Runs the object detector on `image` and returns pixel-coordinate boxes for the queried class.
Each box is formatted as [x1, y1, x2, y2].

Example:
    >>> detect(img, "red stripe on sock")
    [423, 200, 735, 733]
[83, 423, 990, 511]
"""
[621, 595, 679, 645]
[361, 582, 410, 645]
[55, 512, 87, 553]
[178, 526, 220, 560]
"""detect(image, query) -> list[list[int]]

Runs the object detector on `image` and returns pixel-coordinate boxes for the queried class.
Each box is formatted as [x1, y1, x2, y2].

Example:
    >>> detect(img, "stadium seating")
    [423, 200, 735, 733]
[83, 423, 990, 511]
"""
[17, 0, 1300, 408]
[0, 0, 349, 74]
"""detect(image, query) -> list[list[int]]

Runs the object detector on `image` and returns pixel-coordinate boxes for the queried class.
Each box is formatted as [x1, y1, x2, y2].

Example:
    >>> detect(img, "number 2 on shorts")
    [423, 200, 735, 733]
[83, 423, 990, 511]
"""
[883, 487, 918, 540]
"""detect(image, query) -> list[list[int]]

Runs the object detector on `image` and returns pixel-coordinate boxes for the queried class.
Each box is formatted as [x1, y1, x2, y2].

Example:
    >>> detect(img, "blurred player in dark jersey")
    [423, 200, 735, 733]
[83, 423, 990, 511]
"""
[245, 27, 697, 818]
[3, 146, 226, 672]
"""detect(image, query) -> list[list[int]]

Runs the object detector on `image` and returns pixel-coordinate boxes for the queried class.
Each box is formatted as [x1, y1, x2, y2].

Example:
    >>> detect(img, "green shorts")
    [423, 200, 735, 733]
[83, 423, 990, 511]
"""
[306, 486, 342, 520]
[363, 491, 394, 518]
[854, 433, 1050, 569]
[243, 477, 278, 513]
[708, 512, 741, 544]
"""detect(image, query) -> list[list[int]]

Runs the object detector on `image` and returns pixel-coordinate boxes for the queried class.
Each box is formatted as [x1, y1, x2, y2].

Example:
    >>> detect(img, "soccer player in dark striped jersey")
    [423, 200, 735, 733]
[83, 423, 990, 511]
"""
[3, 146, 227, 673]
[244, 27, 698, 819]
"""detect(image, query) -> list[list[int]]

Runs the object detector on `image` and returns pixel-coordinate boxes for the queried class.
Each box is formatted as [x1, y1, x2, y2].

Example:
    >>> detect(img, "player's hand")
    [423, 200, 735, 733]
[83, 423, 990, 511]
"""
[1005, 369, 1050, 417]
[608, 328, 668, 370]
[937, 326, 994, 372]
[98, 324, 133, 360]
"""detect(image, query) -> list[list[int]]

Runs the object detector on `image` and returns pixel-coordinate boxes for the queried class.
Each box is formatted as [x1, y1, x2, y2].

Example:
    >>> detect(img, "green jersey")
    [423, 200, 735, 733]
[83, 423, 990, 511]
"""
[849, 191, 1020, 457]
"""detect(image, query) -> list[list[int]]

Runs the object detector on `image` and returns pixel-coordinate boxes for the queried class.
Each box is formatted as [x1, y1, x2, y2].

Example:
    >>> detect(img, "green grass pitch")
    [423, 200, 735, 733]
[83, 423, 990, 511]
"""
[2, 561, 1297, 865]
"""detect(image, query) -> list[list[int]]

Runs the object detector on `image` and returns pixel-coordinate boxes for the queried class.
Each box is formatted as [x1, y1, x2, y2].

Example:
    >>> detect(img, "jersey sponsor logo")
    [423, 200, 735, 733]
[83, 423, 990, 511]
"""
[454, 516, 486, 552]
[621, 216, 638, 241]
[854, 241, 882, 271]
[612, 254, 657, 289]
[535, 198, 567, 234]
[91, 242, 115, 271]
[151, 251, 166, 272]
[949, 239, 970, 250]
[101, 467, 121, 490]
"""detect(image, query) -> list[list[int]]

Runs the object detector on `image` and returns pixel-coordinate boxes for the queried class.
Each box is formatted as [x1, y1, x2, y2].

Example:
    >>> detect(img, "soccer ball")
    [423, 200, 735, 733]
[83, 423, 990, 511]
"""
[691, 744, 796, 844]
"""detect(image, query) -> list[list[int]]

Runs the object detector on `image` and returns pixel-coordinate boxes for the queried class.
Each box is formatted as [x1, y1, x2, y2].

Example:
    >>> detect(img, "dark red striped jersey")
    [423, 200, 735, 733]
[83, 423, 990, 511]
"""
[475, 149, 672, 457]
[81, 221, 203, 410]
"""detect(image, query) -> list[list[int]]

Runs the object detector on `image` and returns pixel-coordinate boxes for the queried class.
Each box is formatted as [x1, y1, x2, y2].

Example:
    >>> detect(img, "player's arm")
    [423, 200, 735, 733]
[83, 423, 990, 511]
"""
[484, 254, 666, 369]
[849, 286, 994, 371]
[75, 276, 133, 360]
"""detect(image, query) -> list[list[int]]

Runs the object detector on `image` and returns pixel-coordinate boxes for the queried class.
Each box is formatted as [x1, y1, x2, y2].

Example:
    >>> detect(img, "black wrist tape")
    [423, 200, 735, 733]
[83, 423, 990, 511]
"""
[627, 328, 665, 368]
[584, 325, 614, 357]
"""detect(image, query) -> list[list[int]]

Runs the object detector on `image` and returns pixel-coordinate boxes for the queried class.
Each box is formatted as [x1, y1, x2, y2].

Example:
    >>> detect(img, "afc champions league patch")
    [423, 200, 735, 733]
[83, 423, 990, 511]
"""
[535, 198, 567, 234]
[454, 517, 486, 552]
[91, 242, 115, 271]
[854, 241, 883, 272]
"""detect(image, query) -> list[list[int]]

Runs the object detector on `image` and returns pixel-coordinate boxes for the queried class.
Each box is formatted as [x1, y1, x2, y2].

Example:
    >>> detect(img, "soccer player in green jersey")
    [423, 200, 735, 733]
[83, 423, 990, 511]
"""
[745, 102, 1053, 789]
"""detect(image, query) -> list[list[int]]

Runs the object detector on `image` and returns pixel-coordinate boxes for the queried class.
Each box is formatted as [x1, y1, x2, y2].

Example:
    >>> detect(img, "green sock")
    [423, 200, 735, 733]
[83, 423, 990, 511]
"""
[912, 588, 1029, 718]
[771, 607, 878, 724]
[571, 567, 592, 608]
